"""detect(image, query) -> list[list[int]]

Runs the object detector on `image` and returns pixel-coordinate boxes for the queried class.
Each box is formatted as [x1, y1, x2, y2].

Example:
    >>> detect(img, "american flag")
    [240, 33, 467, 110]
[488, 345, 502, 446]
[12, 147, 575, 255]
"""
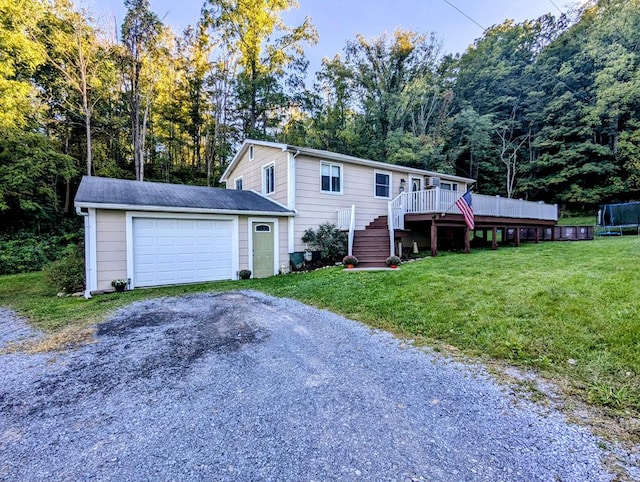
[455, 190, 474, 230]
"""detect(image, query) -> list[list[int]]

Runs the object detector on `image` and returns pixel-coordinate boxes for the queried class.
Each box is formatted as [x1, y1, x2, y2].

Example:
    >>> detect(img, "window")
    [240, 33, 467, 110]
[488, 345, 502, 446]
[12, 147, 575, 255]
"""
[441, 182, 458, 191]
[255, 224, 271, 232]
[235, 177, 243, 190]
[263, 164, 275, 194]
[321, 162, 342, 194]
[374, 171, 391, 198]
[249, 145, 254, 160]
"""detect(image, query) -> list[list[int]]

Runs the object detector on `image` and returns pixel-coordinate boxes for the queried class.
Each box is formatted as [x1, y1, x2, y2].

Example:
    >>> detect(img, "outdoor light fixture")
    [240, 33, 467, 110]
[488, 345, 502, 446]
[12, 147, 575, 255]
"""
[400, 178, 406, 193]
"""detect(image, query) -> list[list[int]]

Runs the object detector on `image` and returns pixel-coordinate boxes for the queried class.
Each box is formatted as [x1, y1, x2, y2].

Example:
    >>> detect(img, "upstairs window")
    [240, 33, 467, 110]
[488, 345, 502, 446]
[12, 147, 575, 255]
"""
[263, 163, 275, 194]
[321, 162, 342, 194]
[374, 171, 391, 198]
[249, 145, 254, 160]
[235, 177, 243, 190]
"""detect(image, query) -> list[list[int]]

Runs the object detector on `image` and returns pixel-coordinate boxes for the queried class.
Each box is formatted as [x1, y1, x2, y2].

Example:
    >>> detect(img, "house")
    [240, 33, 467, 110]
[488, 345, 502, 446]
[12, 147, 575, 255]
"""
[74, 176, 293, 297]
[220, 139, 557, 267]
[76, 140, 557, 295]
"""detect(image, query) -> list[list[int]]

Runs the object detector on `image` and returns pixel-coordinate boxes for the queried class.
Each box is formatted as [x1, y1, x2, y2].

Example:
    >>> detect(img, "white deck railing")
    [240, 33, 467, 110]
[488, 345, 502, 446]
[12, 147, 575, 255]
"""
[337, 205, 357, 256]
[389, 188, 558, 225]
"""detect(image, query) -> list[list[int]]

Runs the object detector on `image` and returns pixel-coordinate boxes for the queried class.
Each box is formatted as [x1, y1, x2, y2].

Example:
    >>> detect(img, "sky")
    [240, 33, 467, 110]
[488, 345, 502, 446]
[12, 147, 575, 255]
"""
[93, 0, 586, 79]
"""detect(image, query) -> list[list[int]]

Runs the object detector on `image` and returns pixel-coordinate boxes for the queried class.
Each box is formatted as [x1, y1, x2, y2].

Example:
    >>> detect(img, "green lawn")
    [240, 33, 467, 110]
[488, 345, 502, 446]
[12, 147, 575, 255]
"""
[1, 236, 638, 419]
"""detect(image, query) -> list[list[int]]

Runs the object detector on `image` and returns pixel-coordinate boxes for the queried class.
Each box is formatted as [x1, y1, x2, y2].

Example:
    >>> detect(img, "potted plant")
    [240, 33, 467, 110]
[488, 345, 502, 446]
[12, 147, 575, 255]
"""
[111, 279, 127, 292]
[342, 255, 358, 269]
[239, 269, 252, 280]
[385, 255, 401, 269]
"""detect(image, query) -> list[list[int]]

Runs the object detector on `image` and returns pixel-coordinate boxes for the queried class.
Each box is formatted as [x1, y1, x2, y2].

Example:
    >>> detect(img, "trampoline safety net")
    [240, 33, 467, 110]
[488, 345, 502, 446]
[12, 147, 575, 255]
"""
[598, 201, 640, 226]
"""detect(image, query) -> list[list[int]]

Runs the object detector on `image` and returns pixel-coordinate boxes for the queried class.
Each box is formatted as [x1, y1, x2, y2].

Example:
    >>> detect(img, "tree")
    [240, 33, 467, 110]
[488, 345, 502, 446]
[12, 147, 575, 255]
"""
[0, 0, 46, 130]
[121, 0, 162, 181]
[41, 0, 114, 176]
[205, 0, 317, 138]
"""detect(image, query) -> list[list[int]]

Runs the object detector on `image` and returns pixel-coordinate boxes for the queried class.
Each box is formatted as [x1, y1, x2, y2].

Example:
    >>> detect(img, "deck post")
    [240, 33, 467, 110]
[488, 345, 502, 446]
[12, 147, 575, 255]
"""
[534, 227, 540, 244]
[464, 227, 470, 253]
[491, 226, 497, 250]
[430, 220, 438, 257]
[514, 226, 521, 247]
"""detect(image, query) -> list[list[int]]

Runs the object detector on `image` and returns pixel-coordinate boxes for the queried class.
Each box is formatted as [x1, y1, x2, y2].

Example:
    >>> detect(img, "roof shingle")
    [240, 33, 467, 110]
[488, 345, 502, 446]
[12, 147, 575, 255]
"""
[74, 176, 292, 214]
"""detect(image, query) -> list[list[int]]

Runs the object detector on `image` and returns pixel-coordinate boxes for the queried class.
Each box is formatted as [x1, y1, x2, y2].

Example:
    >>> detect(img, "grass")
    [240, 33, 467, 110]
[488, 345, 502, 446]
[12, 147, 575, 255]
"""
[1, 236, 639, 422]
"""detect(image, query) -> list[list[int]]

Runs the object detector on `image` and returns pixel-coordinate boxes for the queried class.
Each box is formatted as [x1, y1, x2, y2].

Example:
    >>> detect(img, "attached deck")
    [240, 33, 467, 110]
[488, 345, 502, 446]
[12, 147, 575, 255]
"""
[339, 188, 559, 267]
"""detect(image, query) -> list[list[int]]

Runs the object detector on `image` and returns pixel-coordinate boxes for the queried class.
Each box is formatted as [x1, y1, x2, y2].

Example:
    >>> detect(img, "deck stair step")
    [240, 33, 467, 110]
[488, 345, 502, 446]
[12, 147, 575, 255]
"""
[351, 215, 393, 267]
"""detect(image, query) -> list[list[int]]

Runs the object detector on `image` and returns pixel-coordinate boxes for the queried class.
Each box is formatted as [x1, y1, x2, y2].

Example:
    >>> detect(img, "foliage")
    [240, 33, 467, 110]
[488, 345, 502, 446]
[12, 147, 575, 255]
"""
[111, 279, 127, 287]
[301, 222, 347, 262]
[385, 255, 401, 266]
[239, 269, 252, 280]
[342, 255, 358, 266]
[42, 245, 85, 293]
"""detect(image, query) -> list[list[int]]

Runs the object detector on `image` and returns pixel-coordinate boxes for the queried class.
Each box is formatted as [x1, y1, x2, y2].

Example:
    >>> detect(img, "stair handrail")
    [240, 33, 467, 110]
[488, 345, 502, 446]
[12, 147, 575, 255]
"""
[348, 204, 356, 256]
[387, 199, 395, 257]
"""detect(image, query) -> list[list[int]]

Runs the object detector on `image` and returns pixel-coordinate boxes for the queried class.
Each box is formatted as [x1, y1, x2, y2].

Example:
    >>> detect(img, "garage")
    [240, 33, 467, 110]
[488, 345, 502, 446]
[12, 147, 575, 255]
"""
[75, 176, 294, 295]
[132, 217, 233, 287]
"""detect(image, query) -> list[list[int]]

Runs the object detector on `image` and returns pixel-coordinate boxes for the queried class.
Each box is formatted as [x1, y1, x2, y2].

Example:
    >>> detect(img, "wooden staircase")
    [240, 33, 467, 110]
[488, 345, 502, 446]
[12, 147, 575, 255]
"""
[352, 216, 391, 267]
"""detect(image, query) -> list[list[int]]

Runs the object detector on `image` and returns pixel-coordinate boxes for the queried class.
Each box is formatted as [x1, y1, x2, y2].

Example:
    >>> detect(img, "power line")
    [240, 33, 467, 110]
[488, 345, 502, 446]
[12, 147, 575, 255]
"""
[547, 0, 564, 15]
[442, 0, 486, 31]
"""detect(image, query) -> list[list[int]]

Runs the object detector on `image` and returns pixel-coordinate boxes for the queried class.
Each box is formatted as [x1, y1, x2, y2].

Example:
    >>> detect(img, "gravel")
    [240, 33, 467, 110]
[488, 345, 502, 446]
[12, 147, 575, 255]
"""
[0, 291, 619, 481]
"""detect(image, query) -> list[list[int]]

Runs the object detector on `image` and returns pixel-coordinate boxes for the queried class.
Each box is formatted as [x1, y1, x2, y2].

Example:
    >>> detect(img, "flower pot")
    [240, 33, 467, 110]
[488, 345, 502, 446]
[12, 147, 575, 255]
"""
[390, 265, 397, 269]
[115, 285, 125, 293]
[347, 264, 354, 269]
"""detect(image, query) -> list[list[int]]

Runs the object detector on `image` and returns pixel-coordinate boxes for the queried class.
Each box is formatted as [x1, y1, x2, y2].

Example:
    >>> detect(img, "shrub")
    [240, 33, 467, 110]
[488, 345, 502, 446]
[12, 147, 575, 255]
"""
[342, 255, 358, 266]
[43, 245, 85, 294]
[301, 222, 347, 262]
[385, 255, 402, 267]
[0, 228, 82, 275]
[239, 269, 252, 280]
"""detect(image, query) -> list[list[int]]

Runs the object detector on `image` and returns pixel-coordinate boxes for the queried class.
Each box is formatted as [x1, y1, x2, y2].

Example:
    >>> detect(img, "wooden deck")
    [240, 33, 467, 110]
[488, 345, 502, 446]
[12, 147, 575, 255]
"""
[340, 189, 559, 265]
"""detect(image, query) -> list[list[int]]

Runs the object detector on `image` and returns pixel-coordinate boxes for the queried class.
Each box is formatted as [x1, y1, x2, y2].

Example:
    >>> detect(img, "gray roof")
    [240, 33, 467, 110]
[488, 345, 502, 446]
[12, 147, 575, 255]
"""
[74, 176, 293, 214]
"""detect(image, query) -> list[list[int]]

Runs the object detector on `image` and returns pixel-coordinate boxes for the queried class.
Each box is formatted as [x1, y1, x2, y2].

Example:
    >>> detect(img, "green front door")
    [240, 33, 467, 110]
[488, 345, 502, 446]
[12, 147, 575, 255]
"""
[252, 222, 274, 278]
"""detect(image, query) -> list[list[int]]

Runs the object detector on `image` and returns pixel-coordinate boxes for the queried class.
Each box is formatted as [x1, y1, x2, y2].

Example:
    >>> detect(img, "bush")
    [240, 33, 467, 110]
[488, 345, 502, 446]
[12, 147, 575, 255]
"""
[239, 269, 252, 280]
[0, 229, 82, 275]
[342, 255, 358, 266]
[301, 222, 347, 262]
[43, 245, 85, 294]
[385, 255, 402, 267]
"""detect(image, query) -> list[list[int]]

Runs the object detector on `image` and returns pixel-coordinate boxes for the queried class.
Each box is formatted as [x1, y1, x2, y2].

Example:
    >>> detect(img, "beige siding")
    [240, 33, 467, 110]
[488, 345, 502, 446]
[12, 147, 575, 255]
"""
[292, 156, 464, 252]
[226, 144, 289, 207]
[238, 216, 249, 271]
[96, 210, 127, 292]
[278, 218, 289, 273]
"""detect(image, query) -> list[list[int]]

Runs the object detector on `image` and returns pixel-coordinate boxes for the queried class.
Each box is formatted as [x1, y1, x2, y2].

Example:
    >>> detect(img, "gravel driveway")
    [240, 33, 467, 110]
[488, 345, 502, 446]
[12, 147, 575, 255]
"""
[0, 291, 618, 481]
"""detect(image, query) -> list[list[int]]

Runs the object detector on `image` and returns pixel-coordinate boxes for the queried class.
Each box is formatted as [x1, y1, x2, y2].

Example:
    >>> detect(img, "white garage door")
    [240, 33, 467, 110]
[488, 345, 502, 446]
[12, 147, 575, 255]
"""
[133, 217, 233, 287]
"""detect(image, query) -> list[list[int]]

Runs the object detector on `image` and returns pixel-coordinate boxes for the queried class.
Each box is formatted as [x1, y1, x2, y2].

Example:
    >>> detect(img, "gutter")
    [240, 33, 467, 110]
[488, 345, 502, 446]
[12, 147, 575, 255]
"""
[74, 202, 295, 217]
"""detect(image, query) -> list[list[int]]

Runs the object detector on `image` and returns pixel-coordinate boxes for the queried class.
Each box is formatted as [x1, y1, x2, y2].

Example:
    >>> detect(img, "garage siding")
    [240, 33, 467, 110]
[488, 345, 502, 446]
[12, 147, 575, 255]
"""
[96, 210, 127, 292]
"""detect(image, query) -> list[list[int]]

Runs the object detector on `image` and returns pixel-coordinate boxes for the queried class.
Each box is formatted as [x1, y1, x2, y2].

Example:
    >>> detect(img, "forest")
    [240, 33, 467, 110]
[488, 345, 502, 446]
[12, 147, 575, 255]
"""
[0, 0, 639, 273]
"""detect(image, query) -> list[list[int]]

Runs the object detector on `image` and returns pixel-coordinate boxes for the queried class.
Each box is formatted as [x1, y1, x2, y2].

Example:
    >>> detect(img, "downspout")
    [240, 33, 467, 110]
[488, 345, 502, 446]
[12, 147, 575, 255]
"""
[75, 206, 92, 299]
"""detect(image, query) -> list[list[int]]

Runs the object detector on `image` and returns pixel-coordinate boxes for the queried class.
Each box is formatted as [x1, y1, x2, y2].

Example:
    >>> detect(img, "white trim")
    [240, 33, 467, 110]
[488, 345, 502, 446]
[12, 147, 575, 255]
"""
[410, 176, 422, 192]
[220, 138, 475, 184]
[288, 216, 295, 253]
[374, 169, 393, 199]
[234, 176, 243, 190]
[262, 161, 275, 196]
[84, 208, 98, 296]
[287, 152, 296, 210]
[320, 160, 344, 195]
[125, 211, 240, 289]
[220, 139, 287, 182]
[74, 202, 294, 217]
[248, 217, 279, 277]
